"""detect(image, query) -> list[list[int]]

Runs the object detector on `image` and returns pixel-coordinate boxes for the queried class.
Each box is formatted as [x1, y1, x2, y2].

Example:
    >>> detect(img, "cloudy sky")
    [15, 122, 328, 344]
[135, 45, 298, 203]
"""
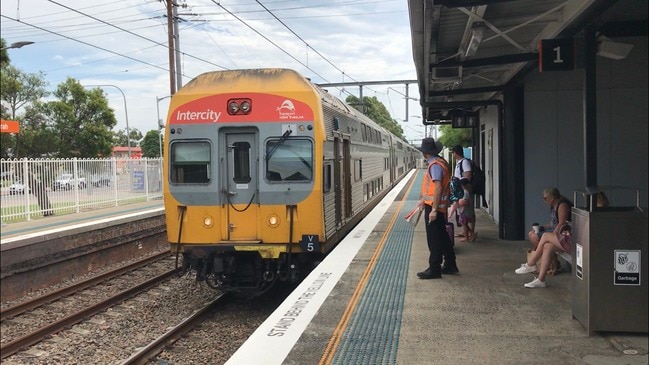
[1, 0, 427, 143]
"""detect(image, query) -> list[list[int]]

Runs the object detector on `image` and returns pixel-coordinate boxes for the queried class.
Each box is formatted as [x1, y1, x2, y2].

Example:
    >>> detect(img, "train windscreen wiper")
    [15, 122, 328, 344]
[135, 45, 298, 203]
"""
[265, 129, 292, 162]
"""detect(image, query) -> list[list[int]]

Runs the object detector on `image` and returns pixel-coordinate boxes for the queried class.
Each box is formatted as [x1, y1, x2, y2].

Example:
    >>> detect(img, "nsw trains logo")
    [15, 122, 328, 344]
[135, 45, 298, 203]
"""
[277, 99, 304, 120]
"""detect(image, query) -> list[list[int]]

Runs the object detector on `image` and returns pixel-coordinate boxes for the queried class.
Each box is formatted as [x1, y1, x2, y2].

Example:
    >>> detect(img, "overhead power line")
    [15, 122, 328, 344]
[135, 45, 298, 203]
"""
[211, 0, 331, 84]
[0, 14, 169, 73]
[254, 0, 361, 84]
[47, 0, 229, 72]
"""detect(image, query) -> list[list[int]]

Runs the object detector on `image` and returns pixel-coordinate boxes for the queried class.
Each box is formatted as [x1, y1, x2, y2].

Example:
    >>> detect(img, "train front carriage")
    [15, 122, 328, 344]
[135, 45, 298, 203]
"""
[164, 69, 326, 292]
[163, 68, 416, 295]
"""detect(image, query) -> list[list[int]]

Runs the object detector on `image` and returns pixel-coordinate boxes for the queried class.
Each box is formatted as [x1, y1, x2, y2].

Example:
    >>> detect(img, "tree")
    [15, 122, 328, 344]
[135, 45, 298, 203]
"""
[113, 128, 143, 148]
[0, 64, 50, 158]
[345, 95, 405, 140]
[437, 124, 472, 148]
[1, 38, 10, 66]
[141, 130, 162, 157]
[42, 78, 117, 158]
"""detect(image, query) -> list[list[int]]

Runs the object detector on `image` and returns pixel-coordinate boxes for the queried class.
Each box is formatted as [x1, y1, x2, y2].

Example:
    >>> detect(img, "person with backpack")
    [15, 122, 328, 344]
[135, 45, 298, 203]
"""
[449, 145, 475, 238]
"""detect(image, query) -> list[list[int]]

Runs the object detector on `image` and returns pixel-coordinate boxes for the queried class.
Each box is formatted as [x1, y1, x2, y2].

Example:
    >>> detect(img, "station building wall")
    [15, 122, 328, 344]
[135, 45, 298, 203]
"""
[522, 36, 647, 230]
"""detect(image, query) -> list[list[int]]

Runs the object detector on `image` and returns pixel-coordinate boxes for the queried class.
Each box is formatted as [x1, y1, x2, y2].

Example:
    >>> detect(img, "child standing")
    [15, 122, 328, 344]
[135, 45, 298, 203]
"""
[457, 178, 477, 242]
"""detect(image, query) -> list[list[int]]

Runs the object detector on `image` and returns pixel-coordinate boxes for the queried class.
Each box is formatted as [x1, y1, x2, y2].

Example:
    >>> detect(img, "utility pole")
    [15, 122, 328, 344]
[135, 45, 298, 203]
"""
[173, 2, 182, 91]
[166, 0, 176, 95]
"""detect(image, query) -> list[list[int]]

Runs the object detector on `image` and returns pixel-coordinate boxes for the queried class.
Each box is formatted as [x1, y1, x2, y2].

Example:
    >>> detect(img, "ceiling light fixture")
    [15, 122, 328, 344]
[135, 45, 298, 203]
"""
[463, 23, 485, 58]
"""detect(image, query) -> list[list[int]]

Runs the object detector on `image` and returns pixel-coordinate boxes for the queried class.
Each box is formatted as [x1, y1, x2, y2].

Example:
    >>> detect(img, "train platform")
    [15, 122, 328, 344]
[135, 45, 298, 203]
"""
[1, 200, 166, 301]
[227, 169, 648, 365]
[0, 199, 164, 245]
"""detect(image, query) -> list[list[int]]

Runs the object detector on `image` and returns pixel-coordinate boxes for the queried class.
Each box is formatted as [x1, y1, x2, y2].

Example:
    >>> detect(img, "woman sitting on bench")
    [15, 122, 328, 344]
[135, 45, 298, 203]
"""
[528, 188, 572, 250]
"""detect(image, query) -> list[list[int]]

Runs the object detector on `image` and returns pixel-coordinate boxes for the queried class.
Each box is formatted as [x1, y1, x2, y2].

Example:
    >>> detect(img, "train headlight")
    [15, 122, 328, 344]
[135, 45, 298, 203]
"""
[203, 216, 214, 228]
[240, 101, 251, 114]
[228, 101, 240, 114]
[267, 214, 280, 228]
[227, 98, 252, 115]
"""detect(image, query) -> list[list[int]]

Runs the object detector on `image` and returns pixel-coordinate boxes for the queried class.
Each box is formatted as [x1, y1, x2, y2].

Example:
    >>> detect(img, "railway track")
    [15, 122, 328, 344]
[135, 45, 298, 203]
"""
[0, 253, 179, 359]
[120, 293, 228, 365]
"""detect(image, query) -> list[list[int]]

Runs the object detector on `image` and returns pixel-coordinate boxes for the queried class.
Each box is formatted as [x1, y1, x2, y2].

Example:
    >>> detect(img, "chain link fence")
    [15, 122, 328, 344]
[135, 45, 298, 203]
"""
[1, 157, 163, 223]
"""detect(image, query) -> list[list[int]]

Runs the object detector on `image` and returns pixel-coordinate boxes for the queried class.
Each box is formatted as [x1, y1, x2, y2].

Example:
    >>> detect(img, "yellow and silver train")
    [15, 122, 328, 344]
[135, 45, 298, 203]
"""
[163, 68, 417, 294]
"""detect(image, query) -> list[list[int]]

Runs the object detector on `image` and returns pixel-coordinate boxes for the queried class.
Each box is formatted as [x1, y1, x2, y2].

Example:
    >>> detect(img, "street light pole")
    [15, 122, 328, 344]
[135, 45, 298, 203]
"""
[0, 41, 34, 50]
[156, 95, 171, 158]
[84, 84, 132, 158]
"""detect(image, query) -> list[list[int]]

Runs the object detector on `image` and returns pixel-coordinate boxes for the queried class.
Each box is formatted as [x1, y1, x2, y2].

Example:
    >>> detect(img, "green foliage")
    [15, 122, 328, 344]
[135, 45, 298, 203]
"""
[345, 95, 405, 140]
[113, 128, 143, 148]
[1, 57, 149, 159]
[0, 38, 9, 66]
[1, 64, 50, 158]
[437, 124, 472, 148]
[42, 78, 117, 158]
[141, 130, 162, 157]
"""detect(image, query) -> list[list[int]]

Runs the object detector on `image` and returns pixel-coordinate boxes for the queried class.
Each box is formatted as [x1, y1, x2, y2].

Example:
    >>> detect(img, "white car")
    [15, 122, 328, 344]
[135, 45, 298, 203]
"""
[52, 173, 87, 191]
[9, 181, 29, 195]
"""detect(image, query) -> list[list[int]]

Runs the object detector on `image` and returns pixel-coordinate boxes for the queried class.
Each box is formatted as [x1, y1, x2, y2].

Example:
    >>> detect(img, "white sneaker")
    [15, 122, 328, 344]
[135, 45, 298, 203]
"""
[524, 278, 546, 288]
[515, 263, 536, 274]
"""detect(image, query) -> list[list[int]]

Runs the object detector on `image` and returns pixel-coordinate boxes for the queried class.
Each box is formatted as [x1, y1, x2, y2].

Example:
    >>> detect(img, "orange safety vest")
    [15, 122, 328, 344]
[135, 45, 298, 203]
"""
[421, 158, 451, 213]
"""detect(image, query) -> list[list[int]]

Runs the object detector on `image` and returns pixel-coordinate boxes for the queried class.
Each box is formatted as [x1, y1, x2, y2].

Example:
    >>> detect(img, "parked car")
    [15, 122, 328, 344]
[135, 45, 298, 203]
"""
[9, 180, 29, 195]
[89, 173, 112, 187]
[52, 173, 86, 191]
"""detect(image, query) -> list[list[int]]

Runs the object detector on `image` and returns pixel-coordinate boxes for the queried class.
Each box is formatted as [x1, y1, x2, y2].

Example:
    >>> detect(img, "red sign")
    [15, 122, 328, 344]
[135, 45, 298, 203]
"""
[169, 93, 314, 125]
[0, 120, 20, 133]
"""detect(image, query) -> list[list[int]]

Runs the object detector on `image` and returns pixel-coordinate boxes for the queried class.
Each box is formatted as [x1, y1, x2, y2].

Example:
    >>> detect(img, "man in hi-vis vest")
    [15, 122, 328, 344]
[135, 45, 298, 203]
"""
[417, 138, 459, 279]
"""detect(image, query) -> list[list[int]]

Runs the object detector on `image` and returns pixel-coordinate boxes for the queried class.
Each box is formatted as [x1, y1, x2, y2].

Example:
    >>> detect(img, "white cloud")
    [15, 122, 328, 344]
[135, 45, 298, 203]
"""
[1, 0, 425, 143]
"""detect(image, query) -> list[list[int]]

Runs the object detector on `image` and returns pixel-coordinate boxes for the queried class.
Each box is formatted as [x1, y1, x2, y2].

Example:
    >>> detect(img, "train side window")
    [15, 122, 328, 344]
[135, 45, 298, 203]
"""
[323, 163, 331, 193]
[354, 159, 362, 182]
[266, 139, 313, 182]
[233, 142, 251, 183]
[170, 141, 211, 184]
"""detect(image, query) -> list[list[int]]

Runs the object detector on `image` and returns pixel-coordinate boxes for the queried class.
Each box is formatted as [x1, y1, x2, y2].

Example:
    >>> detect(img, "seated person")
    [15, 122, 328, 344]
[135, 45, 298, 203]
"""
[515, 223, 572, 288]
[528, 187, 572, 250]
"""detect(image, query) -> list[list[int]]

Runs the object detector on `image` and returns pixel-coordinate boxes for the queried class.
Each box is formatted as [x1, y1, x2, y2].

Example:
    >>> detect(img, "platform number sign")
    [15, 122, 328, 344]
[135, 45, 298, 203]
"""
[614, 250, 641, 286]
[301, 234, 320, 252]
[539, 38, 575, 72]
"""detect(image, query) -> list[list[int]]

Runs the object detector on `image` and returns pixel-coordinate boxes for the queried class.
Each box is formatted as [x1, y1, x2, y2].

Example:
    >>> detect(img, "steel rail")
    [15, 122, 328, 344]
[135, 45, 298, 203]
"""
[1, 251, 172, 321]
[119, 294, 228, 365]
[1, 268, 181, 359]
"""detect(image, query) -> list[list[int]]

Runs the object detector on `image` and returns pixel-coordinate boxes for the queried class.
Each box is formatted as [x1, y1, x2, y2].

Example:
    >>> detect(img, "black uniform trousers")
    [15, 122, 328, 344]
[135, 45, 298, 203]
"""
[423, 204, 456, 273]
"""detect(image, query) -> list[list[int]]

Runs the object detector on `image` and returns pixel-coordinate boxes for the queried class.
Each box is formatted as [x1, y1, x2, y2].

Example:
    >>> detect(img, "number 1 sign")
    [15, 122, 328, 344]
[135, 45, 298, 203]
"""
[539, 38, 575, 72]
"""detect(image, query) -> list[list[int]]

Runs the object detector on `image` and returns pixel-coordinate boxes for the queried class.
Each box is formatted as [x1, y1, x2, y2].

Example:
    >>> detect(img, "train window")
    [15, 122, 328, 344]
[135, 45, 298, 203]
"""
[323, 164, 331, 193]
[361, 124, 367, 142]
[232, 142, 251, 183]
[170, 142, 211, 184]
[354, 159, 362, 182]
[265, 139, 313, 182]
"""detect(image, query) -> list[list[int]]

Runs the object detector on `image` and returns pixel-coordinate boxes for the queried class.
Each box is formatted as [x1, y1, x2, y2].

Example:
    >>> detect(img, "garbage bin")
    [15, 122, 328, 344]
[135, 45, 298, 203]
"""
[571, 193, 648, 336]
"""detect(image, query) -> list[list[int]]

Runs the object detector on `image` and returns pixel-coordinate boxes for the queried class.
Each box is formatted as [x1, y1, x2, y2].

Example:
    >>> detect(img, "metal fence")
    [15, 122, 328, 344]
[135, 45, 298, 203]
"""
[1, 157, 163, 223]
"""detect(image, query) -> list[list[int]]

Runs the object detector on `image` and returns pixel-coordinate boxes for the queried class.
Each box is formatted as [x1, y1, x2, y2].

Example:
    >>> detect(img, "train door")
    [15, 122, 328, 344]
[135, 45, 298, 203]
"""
[343, 138, 352, 219]
[389, 143, 395, 183]
[333, 137, 342, 227]
[223, 131, 259, 241]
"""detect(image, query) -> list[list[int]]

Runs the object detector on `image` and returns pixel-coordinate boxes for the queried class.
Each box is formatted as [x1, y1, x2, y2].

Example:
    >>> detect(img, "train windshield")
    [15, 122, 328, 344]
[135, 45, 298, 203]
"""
[265, 139, 313, 182]
[170, 141, 211, 183]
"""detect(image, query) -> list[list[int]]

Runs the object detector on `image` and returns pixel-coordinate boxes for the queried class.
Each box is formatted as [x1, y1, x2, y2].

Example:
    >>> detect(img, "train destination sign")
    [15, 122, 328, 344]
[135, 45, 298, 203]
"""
[614, 250, 641, 286]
